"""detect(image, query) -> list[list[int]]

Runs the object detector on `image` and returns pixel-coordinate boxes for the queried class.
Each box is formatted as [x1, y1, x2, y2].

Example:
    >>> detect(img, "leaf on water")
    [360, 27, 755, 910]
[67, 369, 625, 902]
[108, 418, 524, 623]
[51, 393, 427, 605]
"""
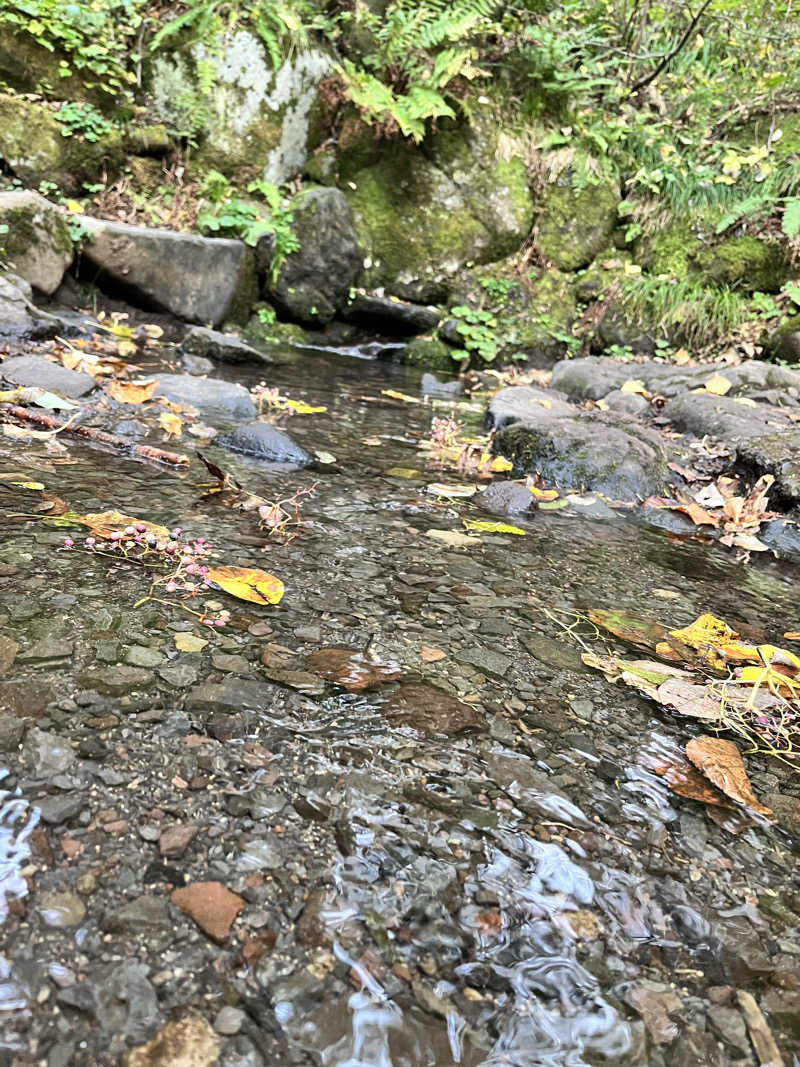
[174, 633, 208, 652]
[426, 483, 477, 498]
[206, 565, 284, 605]
[284, 399, 327, 414]
[656, 677, 725, 720]
[587, 608, 668, 650]
[733, 396, 757, 407]
[538, 499, 568, 510]
[0, 474, 44, 489]
[304, 648, 403, 691]
[784, 631, 800, 641]
[426, 529, 481, 547]
[76, 510, 170, 540]
[685, 736, 774, 818]
[721, 531, 769, 552]
[659, 613, 738, 669]
[529, 486, 559, 501]
[490, 456, 513, 472]
[106, 379, 160, 404]
[420, 646, 446, 663]
[650, 749, 732, 807]
[17, 388, 79, 411]
[381, 389, 421, 404]
[361, 436, 383, 446]
[314, 450, 336, 464]
[675, 490, 720, 527]
[620, 378, 648, 395]
[702, 372, 732, 395]
[0, 388, 22, 402]
[385, 467, 424, 479]
[159, 411, 182, 439]
[463, 520, 526, 535]
[652, 588, 680, 599]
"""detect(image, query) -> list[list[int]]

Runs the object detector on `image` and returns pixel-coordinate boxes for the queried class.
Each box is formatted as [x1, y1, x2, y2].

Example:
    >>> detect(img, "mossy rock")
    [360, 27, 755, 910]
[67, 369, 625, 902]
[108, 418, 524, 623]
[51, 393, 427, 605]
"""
[635, 219, 705, 278]
[693, 235, 788, 293]
[0, 191, 73, 295]
[0, 93, 123, 195]
[0, 31, 111, 108]
[537, 164, 620, 271]
[243, 316, 317, 348]
[764, 313, 800, 362]
[403, 338, 457, 371]
[123, 124, 171, 157]
[343, 111, 533, 299]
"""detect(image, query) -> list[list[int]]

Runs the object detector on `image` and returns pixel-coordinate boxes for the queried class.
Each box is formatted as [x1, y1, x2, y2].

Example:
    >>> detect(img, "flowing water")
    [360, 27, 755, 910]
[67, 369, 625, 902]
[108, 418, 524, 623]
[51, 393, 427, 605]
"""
[0, 344, 798, 1066]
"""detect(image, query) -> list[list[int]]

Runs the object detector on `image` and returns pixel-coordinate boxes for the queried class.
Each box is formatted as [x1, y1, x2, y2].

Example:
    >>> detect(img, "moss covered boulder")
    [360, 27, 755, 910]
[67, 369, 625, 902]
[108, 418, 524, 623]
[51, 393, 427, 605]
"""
[402, 337, 456, 371]
[0, 94, 123, 195]
[0, 191, 73, 295]
[148, 30, 331, 186]
[342, 109, 533, 300]
[693, 235, 787, 293]
[537, 160, 620, 271]
[635, 218, 705, 278]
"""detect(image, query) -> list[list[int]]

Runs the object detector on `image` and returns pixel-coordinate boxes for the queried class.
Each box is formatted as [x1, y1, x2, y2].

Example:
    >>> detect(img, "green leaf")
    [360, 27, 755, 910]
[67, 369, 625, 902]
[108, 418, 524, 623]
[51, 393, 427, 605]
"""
[782, 198, 800, 239]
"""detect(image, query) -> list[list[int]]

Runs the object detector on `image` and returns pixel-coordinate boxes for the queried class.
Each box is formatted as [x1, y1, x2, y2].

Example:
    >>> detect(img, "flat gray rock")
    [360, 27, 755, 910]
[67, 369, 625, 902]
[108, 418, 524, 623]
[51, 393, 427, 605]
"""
[476, 481, 537, 516]
[342, 292, 441, 335]
[487, 385, 574, 430]
[180, 325, 272, 365]
[218, 421, 311, 465]
[0, 354, 95, 397]
[78, 216, 257, 326]
[153, 374, 255, 422]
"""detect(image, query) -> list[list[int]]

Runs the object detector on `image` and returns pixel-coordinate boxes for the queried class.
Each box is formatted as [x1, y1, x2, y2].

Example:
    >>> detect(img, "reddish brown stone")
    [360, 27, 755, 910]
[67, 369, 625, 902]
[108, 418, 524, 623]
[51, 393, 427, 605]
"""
[159, 824, 199, 859]
[171, 881, 244, 943]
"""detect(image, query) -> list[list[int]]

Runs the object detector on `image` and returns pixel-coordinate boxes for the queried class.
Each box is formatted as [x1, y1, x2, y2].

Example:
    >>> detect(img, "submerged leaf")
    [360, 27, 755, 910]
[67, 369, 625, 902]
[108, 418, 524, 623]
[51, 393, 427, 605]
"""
[657, 678, 725, 721]
[106, 379, 160, 404]
[426, 483, 477, 498]
[426, 529, 481, 547]
[284, 399, 327, 414]
[587, 608, 668, 650]
[463, 520, 526, 535]
[76, 510, 170, 540]
[685, 736, 774, 818]
[304, 648, 403, 691]
[206, 565, 284, 605]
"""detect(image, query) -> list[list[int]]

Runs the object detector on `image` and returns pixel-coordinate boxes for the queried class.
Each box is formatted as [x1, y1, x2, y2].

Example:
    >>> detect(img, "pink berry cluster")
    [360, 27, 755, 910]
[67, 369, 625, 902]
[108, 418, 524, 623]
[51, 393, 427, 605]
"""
[61, 525, 231, 627]
[251, 382, 288, 415]
[430, 416, 462, 447]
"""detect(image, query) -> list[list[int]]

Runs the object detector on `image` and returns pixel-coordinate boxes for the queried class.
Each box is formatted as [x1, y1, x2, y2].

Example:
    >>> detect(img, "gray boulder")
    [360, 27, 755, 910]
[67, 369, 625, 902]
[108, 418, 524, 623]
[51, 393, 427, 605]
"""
[0, 354, 95, 398]
[0, 275, 47, 339]
[268, 187, 364, 325]
[0, 191, 73, 295]
[180, 325, 272, 365]
[490, 385, 668, 500]
[78, 217, 257, 326]
[476, 481, 537, 516]
[219, 421, 311, 465]
[153, 374, 255, 422]
[341, 292, 441, 335]
[765, 314, 800, 362]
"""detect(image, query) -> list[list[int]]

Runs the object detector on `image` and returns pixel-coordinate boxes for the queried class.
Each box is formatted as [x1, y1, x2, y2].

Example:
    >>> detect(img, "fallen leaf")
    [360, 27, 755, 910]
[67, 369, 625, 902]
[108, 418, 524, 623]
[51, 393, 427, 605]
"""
[489, 456, 513, 473]
[174, 633, 208, 652]
[721, 532, 769, 552]
[657, 678, 725, 721]
[650, 749, 732, 807]
[529, 486, 559, 501]
[674, 489, 720, 527]
[159, 411, 182, 439]
[621, 378, 648, 395]
[426, 529, 481, 548]
[652, 588, 680, 599]
[361, 436, 383, 446]
[75, 510, 170, 540]
[426, 483, 477, 498]
[314, 450, 336, 464]
[685, 736, 774, 818]
[693, 484, 726, 508]
[420, 646, 446, 663]
[672, 348, 690, 365]
[463, 520, 526, 535]
[284, 399, 327, 414]
[784, 632, 800, 641]
[106, 379, 160, 404]
[702, 372, 732, 396]
[587, 608, 668, 650]
[381, 389, 421, 404]
[304, 648, 403, 691]
[385, 467, 424, 479]
[206, 565, 284, 605]
[732, 396, 757, 407]
[538, 498, 568, 510]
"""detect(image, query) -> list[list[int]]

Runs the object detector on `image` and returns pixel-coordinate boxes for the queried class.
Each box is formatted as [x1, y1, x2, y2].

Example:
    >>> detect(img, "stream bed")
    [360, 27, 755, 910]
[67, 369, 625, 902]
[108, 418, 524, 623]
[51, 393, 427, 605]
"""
[0, 345, 798, 1067]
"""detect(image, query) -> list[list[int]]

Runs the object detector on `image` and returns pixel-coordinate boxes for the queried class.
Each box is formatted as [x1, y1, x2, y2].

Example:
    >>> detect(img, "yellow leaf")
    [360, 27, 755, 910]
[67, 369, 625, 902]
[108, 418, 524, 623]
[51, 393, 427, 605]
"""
[64, 199, 83, 213]
[385, 468, 424, 479]
[174, 633, 208, 652]
[206, 565, 284, 605]
[284, 399, 327, 414]
[117, 340, 137, 358]
[106, 379, 160, 404]
[0, 388, 23, 402]
[672, 348, 690, 365]
[381, 389, 421, 404]
[463, 520, 526, 535]
[490, 456, 513, 472]
[159, 411, 182, 439]
[621, 379, 648, 395]
[530, 486, 559, 501]
[703, 372, 732, 396]
[76, 510, 170, 540]
[733, 397, 757, 407]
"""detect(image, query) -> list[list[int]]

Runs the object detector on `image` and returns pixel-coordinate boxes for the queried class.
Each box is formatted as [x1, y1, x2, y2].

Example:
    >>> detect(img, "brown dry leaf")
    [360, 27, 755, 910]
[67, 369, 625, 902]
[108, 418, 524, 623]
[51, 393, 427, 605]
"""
[360, 436, 383, 446]
[685, 736, 774, 819]
[106, 378, 160, 404]
[76, 510, 170, 540]
[656, 678, 725, 720]
[723, 474, 774, 531]
[650, 750, 731, 807]
[420, 646, 446, 663]
[304, 648, 404, 691]
[159, 411, 182, 439]
[784, 631, 800, 641]
[206, 565, 284, 606]
[674, 490, 720, 527]
[705, 805, 758, 834]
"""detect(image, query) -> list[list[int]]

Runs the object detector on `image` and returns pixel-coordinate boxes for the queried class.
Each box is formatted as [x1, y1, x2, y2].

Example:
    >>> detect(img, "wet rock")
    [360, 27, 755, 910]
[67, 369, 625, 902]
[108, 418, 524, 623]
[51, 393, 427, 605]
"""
[18, 637, 73, 663]
[80, 666, 154, 696]
[625, 981, 682, 1044]
[665, 1025, 726, 1067]
[475, 481, 537, 516]
[150, 374, 256, 422]
[79, 216, 257, 326]
[180, 352, 215, 376]
[180, 325, 272, 365]
[487, 385, 574, 430]
[159, 824, 199, 858]
[125, 646, 165, 668]
[454, 645, 512, 678]
[120, 1013, 220, 1067]
[218, 421, 311, 465]
[23, 728, 75, 777]
[38, 890, 86, 927]
[420, 373, 462, 398]
[762, 792, 800, 837]
[115, 419, 149, 437]
[0, 711, 25, 752]
[186, 678, 277, 716]
[492, 397, 668, 499]
[378, 682, 482, 736]
[0, 355, 95, 398]
[214, 1006, 246, 1036]
[103, 895, 171, 933]
[268, 187, 363, 325]
[341, 292, 441, 335]
[59, 961, 160, 1048]
[0, 190, 73, 294]
[717, 916, 777, 983]
[157, 663, 199, 688]
[36, 793, 83, 825]
[761, 988, 800, 1040]
[171, 881, 245, 943]
[705, 1004, 752, 1058]
[0, 275, 53, 339]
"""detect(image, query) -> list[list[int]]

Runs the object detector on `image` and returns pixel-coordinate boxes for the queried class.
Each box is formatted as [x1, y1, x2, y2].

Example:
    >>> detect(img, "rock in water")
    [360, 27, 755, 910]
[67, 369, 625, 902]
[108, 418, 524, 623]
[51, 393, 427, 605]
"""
[152, 374, 256, 422]
[378, 683, 482, 736]
[180, 325, 272, 365]
[219, 421, 311, 465]
[77, 217, 257, 326]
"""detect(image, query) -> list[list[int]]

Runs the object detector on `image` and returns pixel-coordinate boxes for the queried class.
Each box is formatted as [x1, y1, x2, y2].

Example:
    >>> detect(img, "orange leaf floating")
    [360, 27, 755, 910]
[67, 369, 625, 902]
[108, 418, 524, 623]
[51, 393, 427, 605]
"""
[106, 379, 160, 404]
[685, 736, 774, 819]
[206, 565, 284, 605]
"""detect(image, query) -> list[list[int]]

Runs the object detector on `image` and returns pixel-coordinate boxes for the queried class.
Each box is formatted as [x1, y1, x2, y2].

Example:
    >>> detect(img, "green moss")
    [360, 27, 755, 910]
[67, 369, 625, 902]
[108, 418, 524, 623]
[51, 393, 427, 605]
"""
[403, 337, 456, 370]
[244, 316, 315, 347]
[693, 235, 787, 293]
[123, 124, 171, 157]
[537, 167, 620, 271]
[640, 219, 704, 277]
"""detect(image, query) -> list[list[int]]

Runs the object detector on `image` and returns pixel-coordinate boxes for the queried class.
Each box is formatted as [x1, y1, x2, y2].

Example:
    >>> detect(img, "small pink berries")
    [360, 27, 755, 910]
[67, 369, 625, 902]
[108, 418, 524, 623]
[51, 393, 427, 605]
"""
[63, 538, 74, 548]
[85, 537, 95, 547]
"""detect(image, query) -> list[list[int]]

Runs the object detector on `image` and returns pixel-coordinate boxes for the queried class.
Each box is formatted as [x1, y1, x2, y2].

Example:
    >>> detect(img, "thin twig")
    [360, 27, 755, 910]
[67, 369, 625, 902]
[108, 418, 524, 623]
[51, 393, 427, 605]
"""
[630, 0, 713, 92]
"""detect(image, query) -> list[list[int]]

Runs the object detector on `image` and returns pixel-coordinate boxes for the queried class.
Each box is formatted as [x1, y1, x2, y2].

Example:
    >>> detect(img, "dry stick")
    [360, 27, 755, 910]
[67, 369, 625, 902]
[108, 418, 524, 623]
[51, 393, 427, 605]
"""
[0, 404, 190, 466]
[736, 990, 783, 1067]
[630, 0, 713, 92]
